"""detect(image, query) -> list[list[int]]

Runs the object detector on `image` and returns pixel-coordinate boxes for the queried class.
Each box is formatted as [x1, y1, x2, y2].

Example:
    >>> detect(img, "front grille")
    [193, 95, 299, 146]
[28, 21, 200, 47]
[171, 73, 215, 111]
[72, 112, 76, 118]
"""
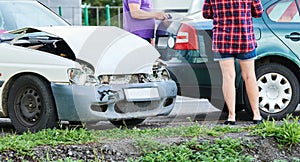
[91, 104, 108, 112]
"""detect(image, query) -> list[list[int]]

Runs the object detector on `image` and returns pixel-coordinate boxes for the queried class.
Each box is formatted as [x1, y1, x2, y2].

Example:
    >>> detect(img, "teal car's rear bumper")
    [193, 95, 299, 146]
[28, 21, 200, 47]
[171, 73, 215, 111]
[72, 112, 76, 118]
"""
[51, 81, 177, 122]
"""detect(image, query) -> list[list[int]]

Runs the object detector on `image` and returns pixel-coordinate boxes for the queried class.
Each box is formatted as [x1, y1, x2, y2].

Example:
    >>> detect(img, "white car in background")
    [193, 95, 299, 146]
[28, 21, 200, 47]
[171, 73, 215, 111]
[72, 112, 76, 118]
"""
[0, 0, 177, 133]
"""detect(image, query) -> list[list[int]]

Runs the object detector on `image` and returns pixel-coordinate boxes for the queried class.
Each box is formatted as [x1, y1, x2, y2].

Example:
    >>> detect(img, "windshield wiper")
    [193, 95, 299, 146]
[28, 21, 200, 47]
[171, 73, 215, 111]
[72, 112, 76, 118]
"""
[10, 30, 26, 45]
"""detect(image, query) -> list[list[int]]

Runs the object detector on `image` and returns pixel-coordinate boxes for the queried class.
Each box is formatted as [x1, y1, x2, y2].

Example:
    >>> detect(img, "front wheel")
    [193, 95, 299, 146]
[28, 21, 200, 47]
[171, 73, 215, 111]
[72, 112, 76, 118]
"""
[244, 63, 299, 120]
[8, 75, 58, 133]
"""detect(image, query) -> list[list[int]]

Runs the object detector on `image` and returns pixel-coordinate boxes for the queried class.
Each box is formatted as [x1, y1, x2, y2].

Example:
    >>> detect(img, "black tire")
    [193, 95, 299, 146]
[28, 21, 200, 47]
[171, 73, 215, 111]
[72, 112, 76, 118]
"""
[8, 75, 58, 133]
[110, 119, 145, 128]
[244, 63, 299, 120]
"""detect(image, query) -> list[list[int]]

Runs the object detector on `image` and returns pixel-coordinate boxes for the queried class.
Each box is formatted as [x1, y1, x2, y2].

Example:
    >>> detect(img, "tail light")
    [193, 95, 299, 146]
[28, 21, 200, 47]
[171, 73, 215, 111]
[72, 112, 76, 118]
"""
[174, 23, 199, 50]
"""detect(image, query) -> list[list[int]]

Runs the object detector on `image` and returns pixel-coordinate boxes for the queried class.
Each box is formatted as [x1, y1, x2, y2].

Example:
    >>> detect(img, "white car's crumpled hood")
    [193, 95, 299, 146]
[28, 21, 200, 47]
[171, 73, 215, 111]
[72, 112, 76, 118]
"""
[35, 26, 160, 75]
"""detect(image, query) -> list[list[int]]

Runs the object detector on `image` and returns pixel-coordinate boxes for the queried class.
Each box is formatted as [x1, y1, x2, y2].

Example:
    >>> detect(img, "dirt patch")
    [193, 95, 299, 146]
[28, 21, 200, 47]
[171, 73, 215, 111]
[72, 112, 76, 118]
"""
[1, 122, 300, 161]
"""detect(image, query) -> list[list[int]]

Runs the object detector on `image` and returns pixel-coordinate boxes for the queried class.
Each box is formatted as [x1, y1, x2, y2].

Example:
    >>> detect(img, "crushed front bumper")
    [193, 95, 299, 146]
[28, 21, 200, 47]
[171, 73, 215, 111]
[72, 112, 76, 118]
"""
[51, 80, 177, 122]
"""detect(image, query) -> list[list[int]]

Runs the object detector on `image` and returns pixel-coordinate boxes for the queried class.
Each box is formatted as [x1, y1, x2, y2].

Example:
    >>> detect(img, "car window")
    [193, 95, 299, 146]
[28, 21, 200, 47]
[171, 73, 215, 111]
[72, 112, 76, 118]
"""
[0, 1, 69, 31]
[267, 0, 300, 22]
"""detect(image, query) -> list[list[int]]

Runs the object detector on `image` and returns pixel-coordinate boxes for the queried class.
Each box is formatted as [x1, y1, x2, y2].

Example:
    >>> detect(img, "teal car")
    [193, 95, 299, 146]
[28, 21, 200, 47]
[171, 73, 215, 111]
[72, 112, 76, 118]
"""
[156, 0, 300, 119]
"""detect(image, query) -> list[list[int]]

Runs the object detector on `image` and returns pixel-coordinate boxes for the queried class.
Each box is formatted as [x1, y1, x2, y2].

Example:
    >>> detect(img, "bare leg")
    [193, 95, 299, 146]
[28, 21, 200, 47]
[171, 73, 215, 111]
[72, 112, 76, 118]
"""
[219, 59, 236, 121]
[238, 59, 262, 120]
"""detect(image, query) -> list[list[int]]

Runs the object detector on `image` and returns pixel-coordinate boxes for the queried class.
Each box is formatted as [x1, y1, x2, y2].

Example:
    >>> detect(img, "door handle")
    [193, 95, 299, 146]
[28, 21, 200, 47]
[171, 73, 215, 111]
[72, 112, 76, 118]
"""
[285, 32, 300, 41]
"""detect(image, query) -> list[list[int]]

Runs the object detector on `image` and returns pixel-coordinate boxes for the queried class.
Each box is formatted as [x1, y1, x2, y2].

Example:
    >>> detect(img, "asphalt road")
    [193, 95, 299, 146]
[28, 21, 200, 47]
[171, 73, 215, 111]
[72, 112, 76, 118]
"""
[152, 96, 300, 123]
[0, 96, 299, 131]
[88, 96, 300, 129]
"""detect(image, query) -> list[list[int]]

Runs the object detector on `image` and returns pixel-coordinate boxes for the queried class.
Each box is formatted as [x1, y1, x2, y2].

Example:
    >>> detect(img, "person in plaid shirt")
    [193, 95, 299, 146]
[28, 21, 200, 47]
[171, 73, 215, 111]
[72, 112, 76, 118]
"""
[202, 0, 264, 125]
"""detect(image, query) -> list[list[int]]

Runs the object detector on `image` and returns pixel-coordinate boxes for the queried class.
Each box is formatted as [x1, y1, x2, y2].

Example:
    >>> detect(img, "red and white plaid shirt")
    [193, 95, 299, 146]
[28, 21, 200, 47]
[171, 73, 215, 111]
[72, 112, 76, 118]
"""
[202, 0, 264, 54]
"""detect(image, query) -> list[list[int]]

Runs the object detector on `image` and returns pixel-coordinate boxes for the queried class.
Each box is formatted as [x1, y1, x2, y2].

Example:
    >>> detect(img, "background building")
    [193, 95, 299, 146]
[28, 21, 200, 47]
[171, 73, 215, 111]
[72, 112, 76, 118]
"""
[37, 0, 193, 26]
[38, 0, 82, 25]
[153, 0, 192, 15]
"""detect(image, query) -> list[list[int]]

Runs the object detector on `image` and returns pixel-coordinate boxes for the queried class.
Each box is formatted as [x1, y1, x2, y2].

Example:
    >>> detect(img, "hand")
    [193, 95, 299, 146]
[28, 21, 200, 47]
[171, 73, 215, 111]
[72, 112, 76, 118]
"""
[162, 14, 172, 23]
[154, 12, 169, 20]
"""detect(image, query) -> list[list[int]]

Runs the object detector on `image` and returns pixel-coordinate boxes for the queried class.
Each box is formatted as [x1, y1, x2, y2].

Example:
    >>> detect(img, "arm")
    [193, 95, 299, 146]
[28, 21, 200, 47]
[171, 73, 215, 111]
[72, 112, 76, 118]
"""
[202, 0, 213, 19]
[251, 0, 264, 18]
[128, 3, 168, 20]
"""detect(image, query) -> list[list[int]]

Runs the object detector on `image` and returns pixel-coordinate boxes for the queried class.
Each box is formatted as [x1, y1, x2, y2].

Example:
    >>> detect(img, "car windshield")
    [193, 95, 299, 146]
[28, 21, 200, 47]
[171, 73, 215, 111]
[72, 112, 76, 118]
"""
[187, 0, 203, 15]
[0, 1, 69, 31]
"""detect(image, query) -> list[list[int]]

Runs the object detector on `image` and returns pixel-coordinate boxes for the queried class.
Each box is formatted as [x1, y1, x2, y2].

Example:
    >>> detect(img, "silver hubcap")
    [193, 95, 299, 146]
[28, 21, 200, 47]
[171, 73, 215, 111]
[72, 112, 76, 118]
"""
[258, 73, 292, 114]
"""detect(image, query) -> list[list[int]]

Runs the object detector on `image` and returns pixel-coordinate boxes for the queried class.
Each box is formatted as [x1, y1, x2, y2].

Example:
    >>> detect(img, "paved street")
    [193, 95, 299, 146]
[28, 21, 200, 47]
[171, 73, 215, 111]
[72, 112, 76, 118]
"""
[0, 96, 299, 131]
[145, 96, 300, 124]
[145, 96, 224, 124]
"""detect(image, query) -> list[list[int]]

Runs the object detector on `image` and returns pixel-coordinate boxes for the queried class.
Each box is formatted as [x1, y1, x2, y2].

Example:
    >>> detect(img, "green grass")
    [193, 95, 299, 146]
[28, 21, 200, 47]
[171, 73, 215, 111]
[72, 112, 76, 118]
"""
[0, 115, 299, 161]
[251, 114, 300, 146]
[131, 138, 255, 162]
[0, 127, 96, 156]
[96, 123, 246, 140]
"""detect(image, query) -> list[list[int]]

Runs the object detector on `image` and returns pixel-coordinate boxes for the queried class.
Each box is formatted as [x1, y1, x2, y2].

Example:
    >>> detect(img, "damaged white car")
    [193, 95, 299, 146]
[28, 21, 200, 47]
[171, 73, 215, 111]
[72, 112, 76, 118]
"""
[0, 26, 177, 132]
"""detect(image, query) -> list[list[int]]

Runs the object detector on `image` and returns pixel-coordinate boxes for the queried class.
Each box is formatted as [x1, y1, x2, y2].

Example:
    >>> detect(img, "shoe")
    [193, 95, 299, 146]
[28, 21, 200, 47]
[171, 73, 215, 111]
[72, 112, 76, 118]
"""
[253, 119, 263, 124]
[224, 120, 236, 125]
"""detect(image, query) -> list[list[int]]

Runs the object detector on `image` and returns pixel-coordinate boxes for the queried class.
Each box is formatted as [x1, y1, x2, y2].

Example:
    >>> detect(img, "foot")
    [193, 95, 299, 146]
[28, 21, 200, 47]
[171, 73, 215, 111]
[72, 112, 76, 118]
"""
[253, 115, 262, 121]
[253, 119, 263, 124]
[224, 120, 236, 125]
[252, 115, 263, 124]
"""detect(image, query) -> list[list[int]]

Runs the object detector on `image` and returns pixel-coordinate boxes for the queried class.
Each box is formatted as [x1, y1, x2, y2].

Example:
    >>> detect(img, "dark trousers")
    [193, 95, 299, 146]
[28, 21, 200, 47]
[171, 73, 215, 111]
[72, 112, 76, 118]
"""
[143, 38, 151, 43]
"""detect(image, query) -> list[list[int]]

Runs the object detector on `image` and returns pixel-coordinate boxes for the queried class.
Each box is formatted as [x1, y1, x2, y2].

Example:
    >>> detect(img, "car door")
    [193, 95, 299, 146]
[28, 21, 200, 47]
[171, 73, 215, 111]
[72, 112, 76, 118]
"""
[263, 0, 300, 57]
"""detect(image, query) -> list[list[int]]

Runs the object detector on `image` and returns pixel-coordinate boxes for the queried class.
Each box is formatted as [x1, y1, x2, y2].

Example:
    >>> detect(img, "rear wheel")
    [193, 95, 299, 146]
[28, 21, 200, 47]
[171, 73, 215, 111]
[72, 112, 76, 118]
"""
[245, 63, 299, 120]
[8, 75, 58, 133]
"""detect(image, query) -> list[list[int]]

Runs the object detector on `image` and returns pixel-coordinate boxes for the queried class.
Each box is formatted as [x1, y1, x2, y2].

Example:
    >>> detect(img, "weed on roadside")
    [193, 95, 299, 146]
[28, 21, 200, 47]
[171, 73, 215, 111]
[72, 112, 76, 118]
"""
[1, 115, 300, 161]
[131, 137, 254, 162]
[251, 115, 300, 146]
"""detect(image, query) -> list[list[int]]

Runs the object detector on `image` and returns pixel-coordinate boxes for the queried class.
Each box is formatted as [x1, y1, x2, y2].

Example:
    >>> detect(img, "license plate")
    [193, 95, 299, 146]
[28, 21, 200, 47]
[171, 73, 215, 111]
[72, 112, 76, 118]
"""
[124, 88, 160, 101]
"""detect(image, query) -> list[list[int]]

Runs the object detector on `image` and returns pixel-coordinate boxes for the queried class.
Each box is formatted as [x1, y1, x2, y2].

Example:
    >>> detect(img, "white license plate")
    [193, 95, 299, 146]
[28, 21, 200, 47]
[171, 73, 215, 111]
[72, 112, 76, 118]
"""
[124, 88, 160, 101]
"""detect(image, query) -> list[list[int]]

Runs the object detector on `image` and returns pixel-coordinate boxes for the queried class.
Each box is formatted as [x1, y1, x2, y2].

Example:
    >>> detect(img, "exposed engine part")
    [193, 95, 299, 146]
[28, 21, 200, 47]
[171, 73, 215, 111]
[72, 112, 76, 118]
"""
[98, 74, 147, 85]
[3, 32, 76, 60]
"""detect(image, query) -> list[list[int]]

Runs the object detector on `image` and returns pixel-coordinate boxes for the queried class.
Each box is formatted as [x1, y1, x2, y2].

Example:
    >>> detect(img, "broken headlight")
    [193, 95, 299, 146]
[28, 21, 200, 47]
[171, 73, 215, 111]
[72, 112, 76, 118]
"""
[149, 59, 170, 81]
[67, 65, 98, 85]
[97, 59, 170, 84]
